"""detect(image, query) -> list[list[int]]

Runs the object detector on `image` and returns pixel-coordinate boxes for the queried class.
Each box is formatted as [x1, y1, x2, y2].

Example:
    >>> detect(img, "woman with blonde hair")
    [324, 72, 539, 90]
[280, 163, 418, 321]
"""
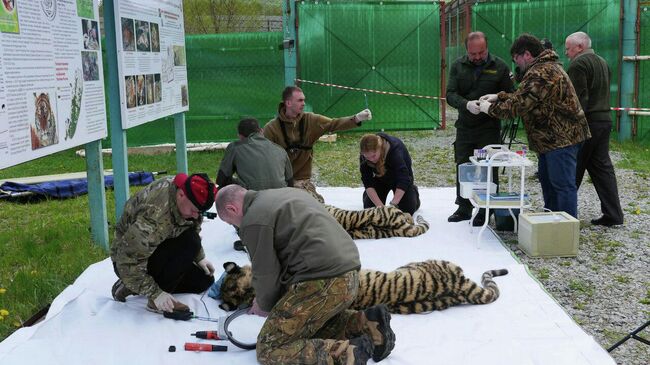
[359, 133, 420, 215]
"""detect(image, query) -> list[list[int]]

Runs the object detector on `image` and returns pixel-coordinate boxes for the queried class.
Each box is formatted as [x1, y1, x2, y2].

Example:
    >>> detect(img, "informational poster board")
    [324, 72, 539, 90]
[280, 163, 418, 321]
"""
[0, 0, 107, 170]
[114, 0, 189, 129]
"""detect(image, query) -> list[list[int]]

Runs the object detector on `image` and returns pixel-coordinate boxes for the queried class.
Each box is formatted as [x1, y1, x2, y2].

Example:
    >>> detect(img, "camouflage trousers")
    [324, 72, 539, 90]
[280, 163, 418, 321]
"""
[257, 270, 369, 365]
[294, 179, 325, 203]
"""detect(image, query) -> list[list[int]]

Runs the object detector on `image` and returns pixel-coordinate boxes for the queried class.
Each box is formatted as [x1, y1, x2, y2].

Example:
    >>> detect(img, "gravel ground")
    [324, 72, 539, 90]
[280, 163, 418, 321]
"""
[316, 114, 649, 364]
[398, 120, 650, 364]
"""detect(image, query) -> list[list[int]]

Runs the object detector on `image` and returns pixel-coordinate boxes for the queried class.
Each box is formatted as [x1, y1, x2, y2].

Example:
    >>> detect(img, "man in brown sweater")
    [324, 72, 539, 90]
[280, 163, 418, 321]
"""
[264, 86, 371, 202]
[565, 31, 623, 226]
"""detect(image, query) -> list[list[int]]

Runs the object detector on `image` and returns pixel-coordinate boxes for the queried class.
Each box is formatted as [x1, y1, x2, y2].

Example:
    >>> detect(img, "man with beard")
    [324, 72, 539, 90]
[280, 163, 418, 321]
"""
[479, 33, 590, 218]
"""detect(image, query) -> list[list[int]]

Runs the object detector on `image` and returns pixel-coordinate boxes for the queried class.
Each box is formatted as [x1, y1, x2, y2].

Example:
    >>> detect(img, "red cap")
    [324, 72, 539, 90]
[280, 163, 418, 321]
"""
[173, 173, 217, 212]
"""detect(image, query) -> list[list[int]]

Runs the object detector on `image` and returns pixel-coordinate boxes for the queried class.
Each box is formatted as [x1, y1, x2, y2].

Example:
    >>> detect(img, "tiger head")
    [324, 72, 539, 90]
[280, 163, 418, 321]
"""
[218, 262, 254, 311]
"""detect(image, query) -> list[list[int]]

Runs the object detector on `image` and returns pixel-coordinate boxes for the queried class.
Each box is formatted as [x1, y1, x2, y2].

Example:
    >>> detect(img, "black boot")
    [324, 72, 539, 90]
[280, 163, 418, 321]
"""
[448, 208, 472, 222]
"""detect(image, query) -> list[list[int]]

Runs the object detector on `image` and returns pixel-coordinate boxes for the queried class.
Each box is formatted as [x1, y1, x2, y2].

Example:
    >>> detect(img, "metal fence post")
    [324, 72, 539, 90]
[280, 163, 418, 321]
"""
[175, 113, 188, 174]
[104, 0, 130, 220]
[619, 0, 637, 141]
[283, 0, 297, 86]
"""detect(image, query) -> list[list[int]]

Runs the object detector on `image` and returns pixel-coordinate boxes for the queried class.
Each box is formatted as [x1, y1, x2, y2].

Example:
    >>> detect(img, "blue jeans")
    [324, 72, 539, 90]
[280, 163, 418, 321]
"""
[537, 143, 582, 218]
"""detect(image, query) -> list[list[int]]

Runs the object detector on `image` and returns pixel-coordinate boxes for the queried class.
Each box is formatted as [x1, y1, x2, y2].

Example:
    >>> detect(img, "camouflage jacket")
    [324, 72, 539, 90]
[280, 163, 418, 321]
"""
[488, 50, 591, 153]
[263, 103, 359, 180]
[110, 177, 205, 299]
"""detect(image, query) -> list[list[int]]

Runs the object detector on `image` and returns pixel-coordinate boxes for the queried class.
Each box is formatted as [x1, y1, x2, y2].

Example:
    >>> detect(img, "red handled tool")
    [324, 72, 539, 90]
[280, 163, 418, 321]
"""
[184, 342, 227, 352]
[191, 331, 220, 340]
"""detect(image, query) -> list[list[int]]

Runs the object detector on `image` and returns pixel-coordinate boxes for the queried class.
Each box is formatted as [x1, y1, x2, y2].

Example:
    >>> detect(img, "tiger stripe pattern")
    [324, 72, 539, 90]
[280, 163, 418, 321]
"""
[324, 204, 429, 239]
[218, 260, 508, 314]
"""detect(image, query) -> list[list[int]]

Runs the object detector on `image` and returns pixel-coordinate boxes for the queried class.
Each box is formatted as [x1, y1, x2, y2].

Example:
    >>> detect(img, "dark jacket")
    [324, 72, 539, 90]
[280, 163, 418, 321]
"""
[217, 132, 293, 190]
[360, 133, 414, 192]
[264, 103, 359, 180]
[566, 49, 612, 123]
[240, 188, 361, 312]
[488, 50, 591, 153]
[446, 53, 514, 130]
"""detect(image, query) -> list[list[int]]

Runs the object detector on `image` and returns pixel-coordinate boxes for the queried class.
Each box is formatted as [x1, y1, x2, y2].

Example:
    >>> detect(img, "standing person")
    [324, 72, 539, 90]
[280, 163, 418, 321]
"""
[215, 185, 396, 365]
[446, 31, 515, 225]
[359, 133, 420, 215]
[110, 173, 217, 313]
[565, 31, 624, 226]
[217, 118, 293, 190]
[264, 86, 372, 203]
[479, 33, 591, 218]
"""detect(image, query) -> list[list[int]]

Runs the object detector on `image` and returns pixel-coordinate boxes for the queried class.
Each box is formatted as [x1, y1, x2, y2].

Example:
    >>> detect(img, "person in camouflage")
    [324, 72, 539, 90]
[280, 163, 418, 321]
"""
[479, 33, 591, 218]
[263, 86, 372, 203]
[215, 185, 395, 365]
[110, 173, 217, 313]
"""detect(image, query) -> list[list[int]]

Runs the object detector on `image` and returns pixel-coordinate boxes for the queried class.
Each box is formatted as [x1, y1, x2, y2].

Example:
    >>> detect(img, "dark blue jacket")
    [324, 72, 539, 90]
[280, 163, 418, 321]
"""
[360, 133, 414, 191]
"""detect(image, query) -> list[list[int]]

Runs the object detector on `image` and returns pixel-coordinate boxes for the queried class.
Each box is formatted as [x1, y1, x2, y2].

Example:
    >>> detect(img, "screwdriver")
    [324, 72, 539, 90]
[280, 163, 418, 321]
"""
[191, 331, 220, 340]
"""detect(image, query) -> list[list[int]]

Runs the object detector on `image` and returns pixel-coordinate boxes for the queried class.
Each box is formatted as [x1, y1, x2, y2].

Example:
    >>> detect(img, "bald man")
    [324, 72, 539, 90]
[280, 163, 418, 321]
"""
[565, 32, 623, 226]
[446, 31, 514, 225]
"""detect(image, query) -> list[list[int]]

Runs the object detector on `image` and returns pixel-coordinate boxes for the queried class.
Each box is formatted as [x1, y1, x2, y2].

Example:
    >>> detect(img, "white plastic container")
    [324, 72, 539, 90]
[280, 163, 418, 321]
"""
[458, 162, 496, 199]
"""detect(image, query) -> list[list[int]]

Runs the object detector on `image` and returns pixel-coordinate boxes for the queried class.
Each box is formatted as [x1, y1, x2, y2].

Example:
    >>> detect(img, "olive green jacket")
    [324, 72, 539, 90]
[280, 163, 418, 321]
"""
[239, 188, 361, 311]
[217, 132, 293, 190]
[446, 53, 514, 130]
[567, 49, 612, 123]
[264, 103, 359, 180]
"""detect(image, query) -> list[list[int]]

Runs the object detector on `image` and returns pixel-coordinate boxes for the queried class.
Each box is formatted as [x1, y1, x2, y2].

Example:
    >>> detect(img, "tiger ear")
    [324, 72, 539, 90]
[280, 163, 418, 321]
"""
[223, 262, 240, 274]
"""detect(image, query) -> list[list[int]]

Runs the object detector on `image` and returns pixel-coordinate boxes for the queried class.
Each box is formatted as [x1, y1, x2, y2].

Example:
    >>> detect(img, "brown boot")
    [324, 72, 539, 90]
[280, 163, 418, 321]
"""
[363, 304, 395, 362]
[111, 279, 135, 302]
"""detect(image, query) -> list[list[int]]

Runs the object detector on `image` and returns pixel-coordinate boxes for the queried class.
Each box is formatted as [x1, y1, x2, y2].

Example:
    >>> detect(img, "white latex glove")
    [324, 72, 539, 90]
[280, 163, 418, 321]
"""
[466, 100, 481, 115]
[355, 109, 372, 122]
[197, 258, 215, 276]
[248, 298, 269, 317]
[479, 100, 492, 114]
[479, 94, 498, 102]
[154, 291, 175, 312]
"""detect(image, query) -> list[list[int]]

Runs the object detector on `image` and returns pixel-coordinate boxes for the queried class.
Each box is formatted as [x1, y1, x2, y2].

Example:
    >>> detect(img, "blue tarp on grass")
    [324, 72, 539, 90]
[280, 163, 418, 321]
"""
[0, 172, 154, 199]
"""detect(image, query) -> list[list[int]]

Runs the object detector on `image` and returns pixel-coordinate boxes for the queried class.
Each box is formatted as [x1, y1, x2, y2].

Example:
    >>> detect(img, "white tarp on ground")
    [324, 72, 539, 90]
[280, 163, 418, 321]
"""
[0, 187, 614, 365]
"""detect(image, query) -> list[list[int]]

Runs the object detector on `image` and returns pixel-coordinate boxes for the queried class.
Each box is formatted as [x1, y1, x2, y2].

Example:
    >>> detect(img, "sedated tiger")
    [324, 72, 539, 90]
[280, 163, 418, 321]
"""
[218, 260, 508, 314]
[324, 204, 429, 239]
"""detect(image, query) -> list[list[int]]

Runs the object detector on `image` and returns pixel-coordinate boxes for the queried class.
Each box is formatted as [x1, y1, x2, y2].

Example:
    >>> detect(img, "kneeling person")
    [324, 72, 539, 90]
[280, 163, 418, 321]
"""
[110, 173, 217, 313]
[216, 185, 396, 364]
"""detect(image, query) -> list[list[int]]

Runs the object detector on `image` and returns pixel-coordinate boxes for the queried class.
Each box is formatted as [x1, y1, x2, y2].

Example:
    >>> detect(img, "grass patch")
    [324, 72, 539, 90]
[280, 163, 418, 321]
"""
[603, 252, 617, 265]
[641, 286, 650, 305]
[614, 275, 631, 284]
[610, 141, 650, 173]
[568, 279, 594, 297]
[536, 267, 550, 280]
[602, 328, 624, 344]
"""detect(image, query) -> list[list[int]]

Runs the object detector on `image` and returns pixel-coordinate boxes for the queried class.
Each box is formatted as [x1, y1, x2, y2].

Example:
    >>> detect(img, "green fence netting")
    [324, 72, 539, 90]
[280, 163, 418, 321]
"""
[104, 32, 285, 146]
[638, 6, 650, 144]
[472, 0, 620, 118]
[297, 1, 442, 131]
